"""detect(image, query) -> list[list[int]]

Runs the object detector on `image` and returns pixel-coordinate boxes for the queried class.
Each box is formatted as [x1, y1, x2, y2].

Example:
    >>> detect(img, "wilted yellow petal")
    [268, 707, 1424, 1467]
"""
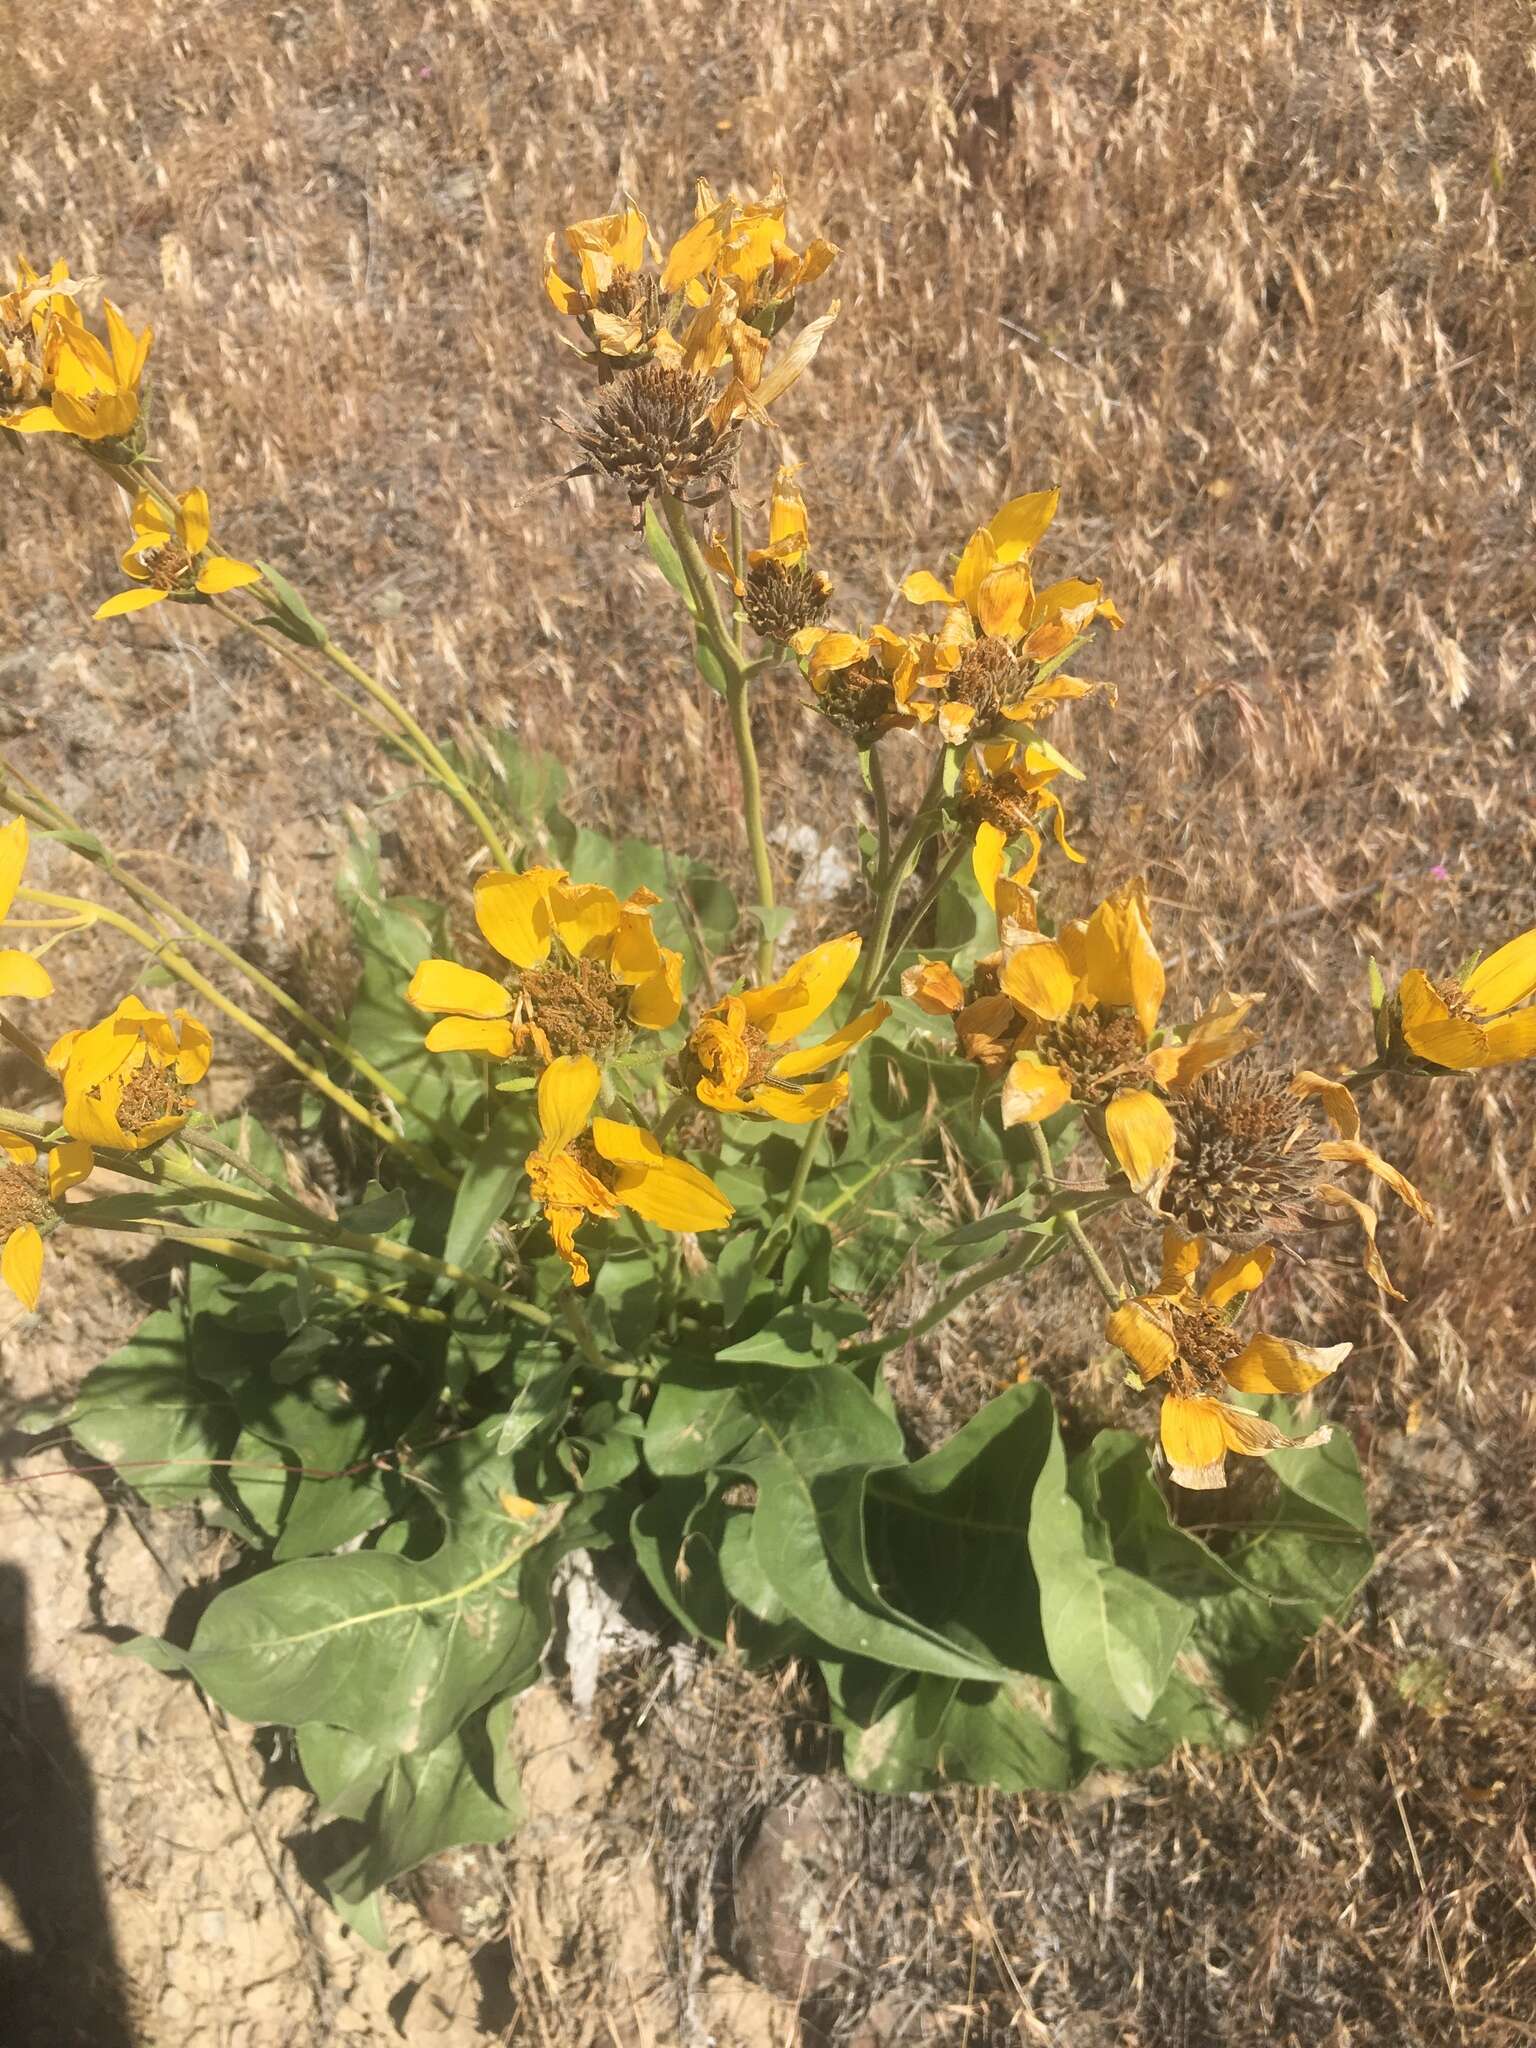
[744, 934, 861, 1044]
[1224, 1334, 1350, 1395]
[1202, 1242, 1275, 1309]
[1480, 1007, 1536, 1065]
[1104, 1088, 1176, 1197]
[1317, 1136, 1434, 1221]
[1001, 936, 1076, 1021]
[1159, 1396, 1228, 1490]
[423, 1015, 518, 1057]
[47, 1140, 93, 1198]
[1107, 1301, 1177, 1382]
[1158, 1228, 1203, 1292]
[901, 960, 965, 1016]
[1081, 881, 1165, 1041]
[1000, 1051, 1072, 1126]
[0, 950, 53, 999]
[975, 561, 1033, 638]
[770, 1002, 888, 1078]
[900, 570, 954, 607]
[1214, 1402, 1331, 1460]
[172, 1010, 213, 1084]
[984, 488, 1060, 564]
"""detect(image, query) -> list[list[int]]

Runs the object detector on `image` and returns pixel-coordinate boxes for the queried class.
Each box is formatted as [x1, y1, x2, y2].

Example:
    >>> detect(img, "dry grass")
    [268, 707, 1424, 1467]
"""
[5, 0, 1536, 2040]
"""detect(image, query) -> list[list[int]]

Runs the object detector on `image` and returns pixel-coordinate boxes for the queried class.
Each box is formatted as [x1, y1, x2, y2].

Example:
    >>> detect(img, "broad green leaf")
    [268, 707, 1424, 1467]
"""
[1029, 1414, 1193, 1721]
[123, 1498, 566, 1753]
[443, 1110, 526, 1273]
[822, 1658, 1078, 1796]
[642, 501, 694, 599]
[693, 636, 728, 696]
[254, 558, 328, 648]
[716, 1301, 866, 1368]
[66, 1307, 237, 1507]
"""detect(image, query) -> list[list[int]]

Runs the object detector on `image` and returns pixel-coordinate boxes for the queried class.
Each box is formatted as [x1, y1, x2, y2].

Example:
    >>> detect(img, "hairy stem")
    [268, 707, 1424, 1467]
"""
[1024, 1121, 1122, 1307]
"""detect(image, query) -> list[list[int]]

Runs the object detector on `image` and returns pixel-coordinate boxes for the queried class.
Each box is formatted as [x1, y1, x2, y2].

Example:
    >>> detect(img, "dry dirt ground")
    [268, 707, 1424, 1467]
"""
[3, 0, 1536, 2042]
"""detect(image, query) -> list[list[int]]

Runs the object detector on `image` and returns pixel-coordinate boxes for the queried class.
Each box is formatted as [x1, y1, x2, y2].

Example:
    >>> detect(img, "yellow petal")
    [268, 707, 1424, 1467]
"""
[661, 213, 724, 292]
[589, 1117, 667, 1170]
[546, 1206, 591, 1288]
[626, 956, 684, 1031]
[1001, 936, 1076, 1021]
[0, 814, 28, 922]
[1158, 1228, 1203, 1292]
[805, 630, 867, 680]
[47, 1140, 94, 1198]
[1213, 1402, 1331, 1461]
[1317, 1137, 1434, 1222]
[748, 1078, 848, 1122]
[1000, 1051, 1072, 1127]
[95, 586, 169, 619]
[0, 1130, 36, 1166]
[975, 560, 1033, 638]
[1107, 1301, 1177, 1382]
[971, 821, 1008, 909]
[936, 701, 976, 747]
[1398, 968, 1484, 1069]
[1462, 927, 1536, 1017]
[1202, 1242, 1275, 1309]
[177, 487, 210, 554]
[548, 879, 623, 960]
[45, 1028, 81, 1075]
[602, 1147, 734, 1231]
[423, 1015, 518, 1057]
[1081, 880, 1165, 1041]
[1317, 1183, 1402, 1300]
[2, 1223, 44, 1312]
[196, 555, 262, 595]
[1480, 1007, 1536, 1065]
[1104, 1088, 1176, 1197]
[537, 1054, 602, 1151]
[1159, 1396, 1228, 1490]
[950, 527, 996, 613]
[770, 1002, 888, 1078]
[901, 960, 965, 1016]
[0, 950, 53, 999]
[743, 934, 861, 1044]
[61, 1080, 131, 1151]
[474, 868, 559, 969]
[172, 1011, 213, 1084]
[984, 487, 1060, 564]
[405, 958, 512, 1019]
[1223, 1334, 1351, 1396]
[737, 301, 838, 415]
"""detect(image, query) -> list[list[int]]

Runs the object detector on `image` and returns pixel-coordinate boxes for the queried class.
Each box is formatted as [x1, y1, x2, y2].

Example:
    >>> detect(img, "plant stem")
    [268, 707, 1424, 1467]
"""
[19, 885, 455, 1188]
[772, 746, 950, 1242]
[659, 491, 777, 982]
[864, 744, 892, 893]
[0, 767, 469, 1155]
[863, 1228, 1066, 1360]
[884, 841, 968, 969]
[1024, 1121, 1122, 1307]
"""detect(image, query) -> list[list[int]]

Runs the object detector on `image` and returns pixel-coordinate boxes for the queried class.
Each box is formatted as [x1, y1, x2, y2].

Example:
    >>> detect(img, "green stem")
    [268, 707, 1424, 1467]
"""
[650, 1092, 692, 1146]
[884, 842, 967, 969]
[773, 746, 950, 1242]
[862, 1234, 1062, 1360]
[0, 769, 469, 1157]
[317, 637, 515, 872]
[19, 886, 456, 1189]
[864, 744, 892, 894]
[563, 1294, 635, 1376]
[1024, 1121, 1122, 1306]
[659, 491, 777, 982]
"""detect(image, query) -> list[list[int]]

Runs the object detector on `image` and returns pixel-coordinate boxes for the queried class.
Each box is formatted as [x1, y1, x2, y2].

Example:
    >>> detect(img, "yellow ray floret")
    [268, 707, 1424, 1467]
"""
[49, 997, 211, 1151]
[0, 815, 54, 1001]
[95, 489, 261, 619]
[686, 935, 889, 1122]
[525, 1055, 733, 1286]
[1393, 926, 1536, 1071]
[1106, 1227, 1346, 1490]
[0, 1128, 93, 1312]
[8, 300, 152, 441]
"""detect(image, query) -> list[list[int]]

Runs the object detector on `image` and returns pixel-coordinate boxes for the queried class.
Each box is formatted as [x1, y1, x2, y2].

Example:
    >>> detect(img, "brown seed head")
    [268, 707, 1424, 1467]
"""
[0, 1160, 51, 1236]
[813, 658, 916, 744]
[1165, 1297, 1244, 1401]
[743, 558, 832, 644]
[945, 634, 1026, 731]
[1032, 1008, 1149, 1107]
[568, 361, 739, 509]
[517, 956, 634, 1061]
[1159, 1066, 1325, 1245]
[114, 1062, 195, 1136]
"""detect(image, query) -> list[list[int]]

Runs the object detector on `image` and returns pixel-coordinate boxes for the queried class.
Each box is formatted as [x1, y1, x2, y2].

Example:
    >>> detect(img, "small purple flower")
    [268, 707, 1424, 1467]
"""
[1429, 864, 1449, 881]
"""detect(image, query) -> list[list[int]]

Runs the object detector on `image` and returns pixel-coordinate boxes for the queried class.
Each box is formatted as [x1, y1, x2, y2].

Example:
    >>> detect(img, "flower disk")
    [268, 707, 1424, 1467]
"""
[568, 361, 739, 508]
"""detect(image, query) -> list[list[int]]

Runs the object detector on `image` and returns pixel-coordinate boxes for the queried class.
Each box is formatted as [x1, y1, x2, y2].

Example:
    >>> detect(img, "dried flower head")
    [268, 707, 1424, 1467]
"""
[0, 1129, 93, 1311]
[1159, 1066, 1331, 1246]
[565, 361, 739, 510]
[793, 625, 923, 744]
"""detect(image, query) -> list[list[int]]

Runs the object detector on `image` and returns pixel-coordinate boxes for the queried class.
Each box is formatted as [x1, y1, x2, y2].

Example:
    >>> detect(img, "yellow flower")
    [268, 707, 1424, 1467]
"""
[526, 1055, 733, 1286]
[48, 997, 211, 1151]
[8, 300, 152, 442]
[662, 177, 838, 329]
[997, 878, 1181, 1196]
[543, 205, 676, 368]
[1107, 1228, 1346, 1490]
[0, 815, 54, 1001]
[1391, 928, 1536, 1070]
[0, 1128, 93, 1312]
[95, 488, 261, 619]
[791, 622, 925, 742]
[900, 489, 1120, 744]
[685, 935, 889, 1122]
[703, 467, 832, 645]
[955, 740, 1085, 906]
[407, 867, 684, 1063]
[0, 257, 77, 418]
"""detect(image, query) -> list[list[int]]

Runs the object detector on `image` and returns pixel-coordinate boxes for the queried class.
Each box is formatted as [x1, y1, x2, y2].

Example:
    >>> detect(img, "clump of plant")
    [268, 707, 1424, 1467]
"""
[3, 203, 1532, 1933]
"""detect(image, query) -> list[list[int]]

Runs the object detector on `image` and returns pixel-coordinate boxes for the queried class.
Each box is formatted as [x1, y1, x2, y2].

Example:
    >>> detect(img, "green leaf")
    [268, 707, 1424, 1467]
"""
[66, 1307, 237, 1507]
[496, 1346, 577, 1454]
[255, 559, 328, 648]
[716, 1301, 866, 1368]
[642, 501, 694, 600]
[693, 636, 729, 697]
[443, 1110, 526, 1274]
[1029, 1413, 1193, 1721]
[714, 1227, 761, 1331]
[822, 1659, 1078, 1796]
[298, 1700, 521, 1903]
[123, 1498, 567, 1753]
